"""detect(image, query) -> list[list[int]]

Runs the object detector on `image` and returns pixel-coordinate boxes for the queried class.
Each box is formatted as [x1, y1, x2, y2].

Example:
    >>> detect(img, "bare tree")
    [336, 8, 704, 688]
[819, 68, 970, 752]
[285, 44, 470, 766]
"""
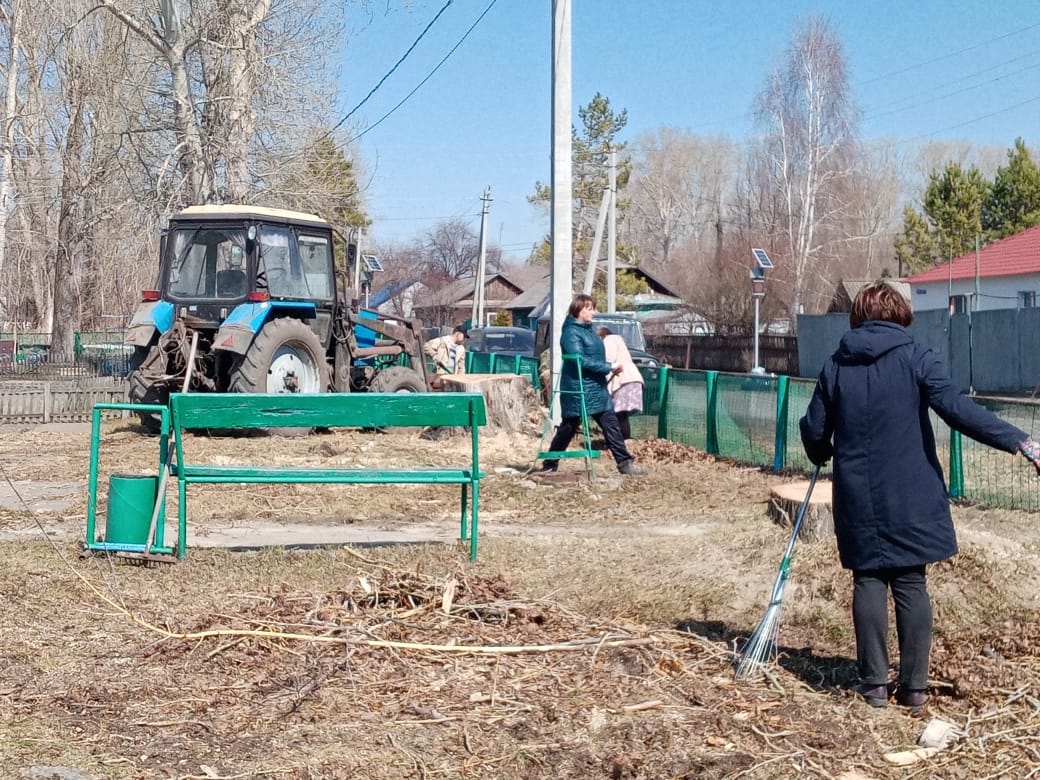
[625, 128, 737, 269]
[420, 218, 501, 282]
[753, 16, 860, 324]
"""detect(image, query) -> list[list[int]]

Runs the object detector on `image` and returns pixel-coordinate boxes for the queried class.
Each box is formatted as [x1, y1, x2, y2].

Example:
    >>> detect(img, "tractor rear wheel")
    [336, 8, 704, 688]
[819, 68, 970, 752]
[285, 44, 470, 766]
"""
[127, 346, 166, 433]
[228, 318, 329, 395]
[228, 318, 329, 436]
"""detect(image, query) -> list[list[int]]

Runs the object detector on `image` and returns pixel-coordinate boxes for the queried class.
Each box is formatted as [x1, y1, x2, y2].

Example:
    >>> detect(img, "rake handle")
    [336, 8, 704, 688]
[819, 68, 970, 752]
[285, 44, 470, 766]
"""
[768, 465, 822, 600]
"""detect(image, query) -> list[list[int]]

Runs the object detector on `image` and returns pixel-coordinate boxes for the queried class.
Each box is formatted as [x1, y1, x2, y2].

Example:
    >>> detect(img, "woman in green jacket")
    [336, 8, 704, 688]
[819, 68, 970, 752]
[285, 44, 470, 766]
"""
[541, 294, 644, 476]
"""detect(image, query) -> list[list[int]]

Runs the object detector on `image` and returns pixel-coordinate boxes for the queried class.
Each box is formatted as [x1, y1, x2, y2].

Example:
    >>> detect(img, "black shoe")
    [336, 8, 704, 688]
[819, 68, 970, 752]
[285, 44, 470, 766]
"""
[617, 460, 646, 476]
[856, 683, 890, 708]
[540, 462, 558, 473]
[895, 687, 927, 715]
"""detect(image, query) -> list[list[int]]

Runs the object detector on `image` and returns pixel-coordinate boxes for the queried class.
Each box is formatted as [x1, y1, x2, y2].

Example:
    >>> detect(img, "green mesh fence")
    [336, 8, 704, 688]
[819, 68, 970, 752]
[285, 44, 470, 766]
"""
[657, 369, 709, 450]
[959, 399, 1040, 511]
[467, 352, 492, 374]
[714, 373, 776, 465]
[455, 356, 1040, 512]
[516, 356, 540, 390]
[784, 378, 819, 473]
[647, 368, 1040, 512]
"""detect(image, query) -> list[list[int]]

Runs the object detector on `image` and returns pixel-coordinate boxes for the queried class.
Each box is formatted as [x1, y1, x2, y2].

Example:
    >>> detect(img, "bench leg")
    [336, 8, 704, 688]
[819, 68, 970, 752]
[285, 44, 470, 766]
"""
[459, 484, 468, 541]
[177, 480, 188, 559]
[469, 480, 479, 562]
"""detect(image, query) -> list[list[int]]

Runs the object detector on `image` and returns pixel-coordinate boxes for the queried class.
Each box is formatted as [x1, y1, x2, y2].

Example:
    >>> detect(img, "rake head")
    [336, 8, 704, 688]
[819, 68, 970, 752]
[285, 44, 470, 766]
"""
[734, 600, 784, 680]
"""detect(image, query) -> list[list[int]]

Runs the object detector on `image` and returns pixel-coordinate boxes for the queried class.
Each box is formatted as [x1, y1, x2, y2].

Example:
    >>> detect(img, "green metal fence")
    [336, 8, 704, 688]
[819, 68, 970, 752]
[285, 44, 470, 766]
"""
[639, 368, 1039, 513]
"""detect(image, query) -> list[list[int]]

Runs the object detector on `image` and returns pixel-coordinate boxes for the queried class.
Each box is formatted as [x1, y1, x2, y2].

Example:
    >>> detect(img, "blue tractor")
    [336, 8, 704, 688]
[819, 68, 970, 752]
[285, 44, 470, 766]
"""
[126, 205, 430, 430]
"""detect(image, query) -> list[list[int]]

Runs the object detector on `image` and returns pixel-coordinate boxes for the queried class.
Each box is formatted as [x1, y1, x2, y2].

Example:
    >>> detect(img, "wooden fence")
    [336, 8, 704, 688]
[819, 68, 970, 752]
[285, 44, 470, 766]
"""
[646, 334, 799, 375]
[0, 378, 127, 423]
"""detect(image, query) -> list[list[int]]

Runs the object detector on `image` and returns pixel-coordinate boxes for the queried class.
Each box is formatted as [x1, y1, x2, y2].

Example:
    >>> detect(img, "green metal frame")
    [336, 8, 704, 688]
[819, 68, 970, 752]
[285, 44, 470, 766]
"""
[85, 403, 175, 557]
[169, 392, 488, 561]
[536, 354, 600, 478]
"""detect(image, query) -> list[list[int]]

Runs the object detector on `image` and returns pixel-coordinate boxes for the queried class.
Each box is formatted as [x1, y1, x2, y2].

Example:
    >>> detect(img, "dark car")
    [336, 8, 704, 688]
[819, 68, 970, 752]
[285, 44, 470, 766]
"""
[467, 326, 536, 358]
[534, 313, 661, 369]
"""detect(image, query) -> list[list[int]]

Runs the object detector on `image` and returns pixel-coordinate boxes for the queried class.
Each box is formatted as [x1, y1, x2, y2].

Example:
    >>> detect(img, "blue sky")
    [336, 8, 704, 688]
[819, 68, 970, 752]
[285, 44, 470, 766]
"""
[338, 1, 1040, 263]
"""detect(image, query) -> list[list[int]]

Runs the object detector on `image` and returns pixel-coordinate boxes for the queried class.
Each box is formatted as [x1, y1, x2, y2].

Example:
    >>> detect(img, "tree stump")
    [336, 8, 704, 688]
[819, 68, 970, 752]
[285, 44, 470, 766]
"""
[440, 373, 539, 434]
[768, 479, 834, 542]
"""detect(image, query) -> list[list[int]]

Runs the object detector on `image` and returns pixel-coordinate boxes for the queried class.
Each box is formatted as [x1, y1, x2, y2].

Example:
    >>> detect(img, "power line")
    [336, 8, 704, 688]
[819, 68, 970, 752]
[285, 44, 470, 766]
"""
[863, 59, 1040, 122]
[906, 94, 1040, 142]
[345, 0, 500, 145]
[331, 0, 455, 134]
[857, 20, 1040, 85]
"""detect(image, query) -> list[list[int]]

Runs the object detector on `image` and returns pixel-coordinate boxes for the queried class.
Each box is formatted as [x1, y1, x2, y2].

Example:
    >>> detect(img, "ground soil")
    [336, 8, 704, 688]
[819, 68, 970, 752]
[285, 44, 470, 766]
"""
[0, 421, 1038, 779]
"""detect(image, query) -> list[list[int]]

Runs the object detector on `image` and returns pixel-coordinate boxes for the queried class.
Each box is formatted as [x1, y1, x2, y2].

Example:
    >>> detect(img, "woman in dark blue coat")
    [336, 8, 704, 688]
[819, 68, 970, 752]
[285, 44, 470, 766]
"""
[541, 294, 644, 476]
[800, 281, 1040, 712]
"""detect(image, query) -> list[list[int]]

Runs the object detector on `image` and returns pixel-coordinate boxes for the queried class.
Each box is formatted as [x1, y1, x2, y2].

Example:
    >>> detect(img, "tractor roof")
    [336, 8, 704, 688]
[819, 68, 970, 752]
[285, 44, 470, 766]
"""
[174, 204, 331, 228]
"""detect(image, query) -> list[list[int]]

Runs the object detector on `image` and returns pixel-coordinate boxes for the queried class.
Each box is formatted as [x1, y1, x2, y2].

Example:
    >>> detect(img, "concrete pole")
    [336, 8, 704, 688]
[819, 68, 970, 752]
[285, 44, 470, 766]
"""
[352, 228, 362, 294]
[472, 186, 492, 327]
[581, 187, 610, 295]
[607, 150, 617, 312]
[550, 0, 572, 424]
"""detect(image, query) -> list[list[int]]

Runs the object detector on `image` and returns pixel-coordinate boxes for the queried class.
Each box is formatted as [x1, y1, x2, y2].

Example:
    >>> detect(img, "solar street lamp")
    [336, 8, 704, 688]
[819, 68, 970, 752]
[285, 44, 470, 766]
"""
[750, 248, 773, 375]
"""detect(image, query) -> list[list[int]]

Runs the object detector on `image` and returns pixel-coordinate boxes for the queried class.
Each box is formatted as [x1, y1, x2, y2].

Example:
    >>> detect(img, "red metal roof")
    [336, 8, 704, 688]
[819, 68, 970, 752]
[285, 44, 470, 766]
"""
[906, 224, 1040, 283]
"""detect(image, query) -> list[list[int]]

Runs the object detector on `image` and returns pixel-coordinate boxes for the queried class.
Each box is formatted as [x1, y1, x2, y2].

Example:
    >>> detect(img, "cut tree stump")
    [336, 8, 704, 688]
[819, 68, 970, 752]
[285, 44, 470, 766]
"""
[768, 479, 834, 542]
[439, 373, 538, 434]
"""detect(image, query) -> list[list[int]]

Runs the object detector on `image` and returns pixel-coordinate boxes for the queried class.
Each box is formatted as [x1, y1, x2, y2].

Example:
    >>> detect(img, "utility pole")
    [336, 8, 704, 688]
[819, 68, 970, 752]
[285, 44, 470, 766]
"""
[350, 227, 362, 296]
[607, 149, 617, 312]
[549, 0, 572, 424]
[471, 186, 492, 327]
[581, 187, 610, 295]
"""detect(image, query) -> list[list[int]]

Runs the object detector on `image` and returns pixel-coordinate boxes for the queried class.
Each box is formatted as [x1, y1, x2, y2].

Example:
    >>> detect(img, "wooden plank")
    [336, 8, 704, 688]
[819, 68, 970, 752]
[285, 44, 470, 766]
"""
[170, 392, 488, 431]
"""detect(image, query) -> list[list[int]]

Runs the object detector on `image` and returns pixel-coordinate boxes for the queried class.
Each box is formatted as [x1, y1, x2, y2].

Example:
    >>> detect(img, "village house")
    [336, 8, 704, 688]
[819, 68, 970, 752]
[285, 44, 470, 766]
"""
[905, 224, 1040, 313]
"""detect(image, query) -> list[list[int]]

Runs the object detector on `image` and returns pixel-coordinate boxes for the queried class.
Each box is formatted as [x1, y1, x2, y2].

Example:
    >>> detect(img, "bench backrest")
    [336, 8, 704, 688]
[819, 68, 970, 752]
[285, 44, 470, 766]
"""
[169, 392, 487, 431]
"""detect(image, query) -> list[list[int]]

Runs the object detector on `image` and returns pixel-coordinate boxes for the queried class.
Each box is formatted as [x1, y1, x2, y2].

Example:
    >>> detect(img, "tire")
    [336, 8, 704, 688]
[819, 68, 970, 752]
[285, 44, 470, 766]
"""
[127, 346, 166, 433]
[228, 318, 329, 394]
[228, 318, 330, 436]
[369, 366, 427, 394]
[368, 367, 428, 434]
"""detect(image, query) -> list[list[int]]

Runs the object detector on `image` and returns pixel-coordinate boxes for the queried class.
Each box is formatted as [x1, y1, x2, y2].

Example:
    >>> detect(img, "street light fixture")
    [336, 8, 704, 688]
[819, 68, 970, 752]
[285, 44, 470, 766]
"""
[750, 248, 773, 375]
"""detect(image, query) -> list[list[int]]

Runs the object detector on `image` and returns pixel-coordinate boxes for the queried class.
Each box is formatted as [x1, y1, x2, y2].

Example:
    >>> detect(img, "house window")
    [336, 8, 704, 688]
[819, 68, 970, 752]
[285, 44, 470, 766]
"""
[1018, 291, 1036, 309]
[949, 295, 969, 315]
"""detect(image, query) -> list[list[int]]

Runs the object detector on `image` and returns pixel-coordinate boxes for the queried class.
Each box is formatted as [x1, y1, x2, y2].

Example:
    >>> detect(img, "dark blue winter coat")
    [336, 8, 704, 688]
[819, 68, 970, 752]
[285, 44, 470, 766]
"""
[559, 315, 614, 419]
[799, 321, 1027, 571]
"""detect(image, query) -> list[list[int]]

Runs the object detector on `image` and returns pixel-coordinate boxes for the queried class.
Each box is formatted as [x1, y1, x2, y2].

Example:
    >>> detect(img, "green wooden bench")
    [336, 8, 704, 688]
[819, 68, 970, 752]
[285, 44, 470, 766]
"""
[169, 392, 488, 560]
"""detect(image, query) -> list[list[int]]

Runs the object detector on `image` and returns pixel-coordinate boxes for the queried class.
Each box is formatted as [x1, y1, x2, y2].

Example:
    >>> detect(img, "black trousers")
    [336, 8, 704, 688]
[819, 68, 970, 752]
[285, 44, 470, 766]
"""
[543, 410, 633, 471]
[616, 410, 632, 439]
[852, 565, 932, 690]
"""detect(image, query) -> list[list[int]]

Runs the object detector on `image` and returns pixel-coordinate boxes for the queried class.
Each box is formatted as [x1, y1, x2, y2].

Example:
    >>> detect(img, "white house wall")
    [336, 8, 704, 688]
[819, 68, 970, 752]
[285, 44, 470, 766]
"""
[910, 273, 1040, 312]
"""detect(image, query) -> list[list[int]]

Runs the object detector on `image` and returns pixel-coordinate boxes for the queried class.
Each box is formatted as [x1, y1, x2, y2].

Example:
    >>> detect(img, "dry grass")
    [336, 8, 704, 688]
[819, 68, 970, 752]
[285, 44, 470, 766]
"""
[0, 424, 1038, 778]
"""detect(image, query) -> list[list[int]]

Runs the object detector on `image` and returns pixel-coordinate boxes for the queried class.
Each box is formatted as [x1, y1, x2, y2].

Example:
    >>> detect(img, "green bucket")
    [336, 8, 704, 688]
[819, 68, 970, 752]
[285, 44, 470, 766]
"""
[105, 473, 158, 545]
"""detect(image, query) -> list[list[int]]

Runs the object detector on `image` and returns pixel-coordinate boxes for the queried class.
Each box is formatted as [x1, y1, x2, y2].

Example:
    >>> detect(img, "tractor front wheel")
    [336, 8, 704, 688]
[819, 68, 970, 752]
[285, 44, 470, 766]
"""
[369, 366, 427, 394]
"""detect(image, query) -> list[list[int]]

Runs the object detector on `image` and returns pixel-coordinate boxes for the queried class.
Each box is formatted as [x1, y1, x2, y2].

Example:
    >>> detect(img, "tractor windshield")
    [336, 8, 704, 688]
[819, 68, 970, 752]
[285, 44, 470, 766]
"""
[165, 227, 248, 300]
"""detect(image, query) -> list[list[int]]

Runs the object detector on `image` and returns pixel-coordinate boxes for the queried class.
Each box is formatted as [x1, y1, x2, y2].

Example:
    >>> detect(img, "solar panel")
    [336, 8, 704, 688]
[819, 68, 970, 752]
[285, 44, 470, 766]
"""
[362, 254, 384, 272]
[752, 248, 774, 269]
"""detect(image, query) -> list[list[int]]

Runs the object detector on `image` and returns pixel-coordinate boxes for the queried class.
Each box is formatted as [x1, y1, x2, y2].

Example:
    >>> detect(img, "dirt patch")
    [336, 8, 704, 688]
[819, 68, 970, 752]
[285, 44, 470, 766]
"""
[0, 423, 1038, 778]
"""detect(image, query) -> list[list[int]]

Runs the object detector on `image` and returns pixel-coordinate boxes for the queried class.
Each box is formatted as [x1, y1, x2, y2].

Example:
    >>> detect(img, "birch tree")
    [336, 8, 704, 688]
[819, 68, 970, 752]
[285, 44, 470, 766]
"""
[753, 16, 860, 324]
